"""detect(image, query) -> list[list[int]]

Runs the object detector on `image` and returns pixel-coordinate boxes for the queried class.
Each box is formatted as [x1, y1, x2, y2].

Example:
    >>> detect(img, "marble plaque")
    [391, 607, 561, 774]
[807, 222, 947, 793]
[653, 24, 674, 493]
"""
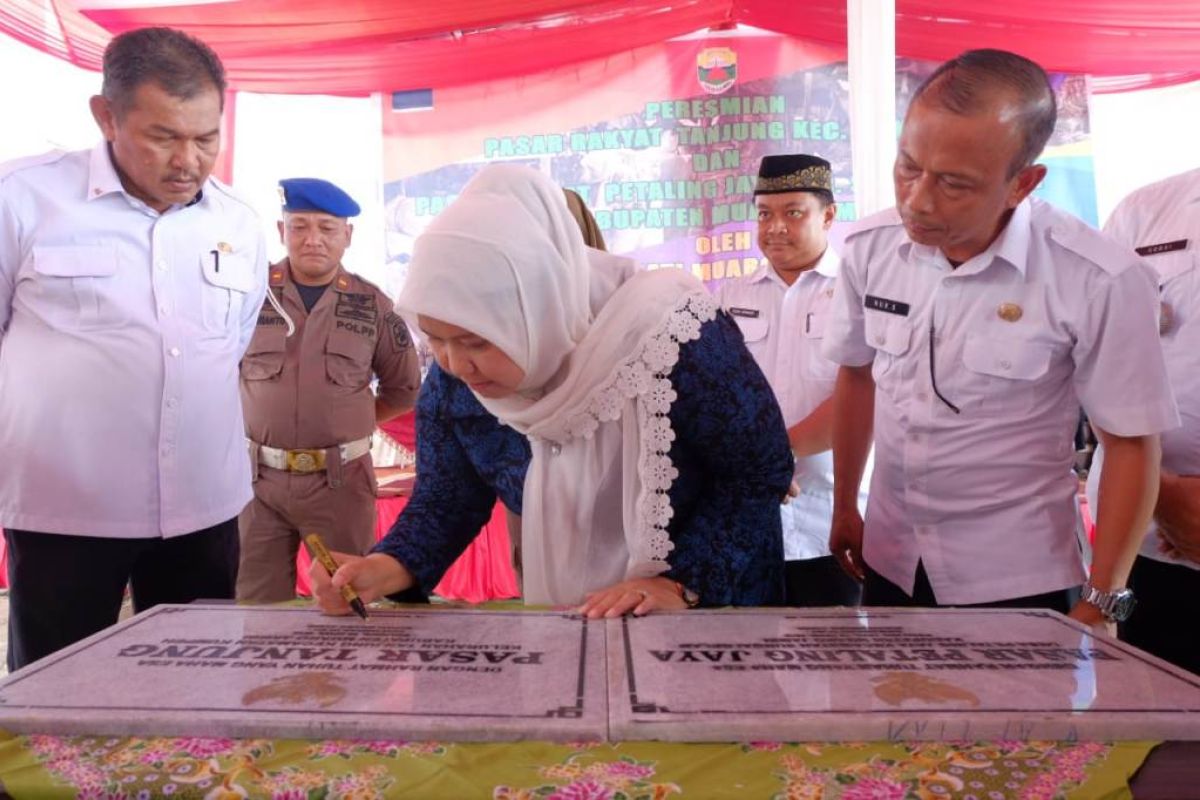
[609, 608, 1200, 742]
[0, 605, 606, 742]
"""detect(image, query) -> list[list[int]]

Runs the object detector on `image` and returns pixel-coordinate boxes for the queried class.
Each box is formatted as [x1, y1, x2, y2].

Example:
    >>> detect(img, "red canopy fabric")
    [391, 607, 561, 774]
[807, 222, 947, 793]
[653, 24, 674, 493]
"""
[3, 1, 1196, 95]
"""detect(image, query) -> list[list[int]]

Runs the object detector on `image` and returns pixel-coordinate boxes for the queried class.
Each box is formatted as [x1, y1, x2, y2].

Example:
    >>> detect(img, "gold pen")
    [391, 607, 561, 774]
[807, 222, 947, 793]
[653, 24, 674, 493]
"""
[304, 532, 369, 620]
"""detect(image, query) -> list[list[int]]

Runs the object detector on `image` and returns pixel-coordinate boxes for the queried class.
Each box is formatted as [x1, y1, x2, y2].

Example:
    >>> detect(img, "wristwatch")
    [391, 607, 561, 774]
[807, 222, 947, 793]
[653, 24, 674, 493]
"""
[1080, 585, 1136, 622]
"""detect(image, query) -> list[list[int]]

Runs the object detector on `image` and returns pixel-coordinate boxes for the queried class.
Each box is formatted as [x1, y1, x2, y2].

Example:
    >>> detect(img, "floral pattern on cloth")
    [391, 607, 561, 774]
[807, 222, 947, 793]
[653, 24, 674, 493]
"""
[767, 740, 1118, 800]
[493, 753, 680, 800]
[0, 735, 1154, 800]
[15, 735, 436, 799]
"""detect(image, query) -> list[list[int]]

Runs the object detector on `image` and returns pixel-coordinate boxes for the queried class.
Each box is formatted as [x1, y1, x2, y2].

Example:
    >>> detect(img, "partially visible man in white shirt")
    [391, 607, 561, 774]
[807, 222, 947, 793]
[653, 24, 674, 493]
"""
[715, 153, 862, 606]
[822, 49, 1177, 628]
[1087, 168, 1199, 673]
[0, 27, 268, 670]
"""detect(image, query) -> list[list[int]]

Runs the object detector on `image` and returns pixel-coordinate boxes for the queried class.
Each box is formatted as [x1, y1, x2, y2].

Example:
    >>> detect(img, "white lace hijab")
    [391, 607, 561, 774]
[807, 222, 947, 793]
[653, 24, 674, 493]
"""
[396, 165, 716, 605]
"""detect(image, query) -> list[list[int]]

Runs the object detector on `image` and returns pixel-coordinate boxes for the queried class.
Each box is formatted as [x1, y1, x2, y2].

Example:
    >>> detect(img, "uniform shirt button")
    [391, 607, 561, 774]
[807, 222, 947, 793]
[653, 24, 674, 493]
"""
[155, 259, 168, 271]
[550, 443, 562, 456]
[999, 359, 1012, 370]
[169, 347, 181, 358]
[167, 398, 179, 409]
[874, 334, 886, 346]
[159, 305, 171, 316]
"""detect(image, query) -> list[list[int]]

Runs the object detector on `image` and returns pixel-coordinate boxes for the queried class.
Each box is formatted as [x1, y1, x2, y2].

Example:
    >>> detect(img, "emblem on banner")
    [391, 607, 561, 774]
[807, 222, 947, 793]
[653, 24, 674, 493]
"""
[697, 47, 738, 95]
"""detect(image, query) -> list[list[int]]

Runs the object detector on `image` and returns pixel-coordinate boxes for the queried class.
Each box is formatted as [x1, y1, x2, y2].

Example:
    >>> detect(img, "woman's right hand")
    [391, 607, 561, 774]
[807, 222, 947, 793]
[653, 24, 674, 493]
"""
[309, 552, 414, 615]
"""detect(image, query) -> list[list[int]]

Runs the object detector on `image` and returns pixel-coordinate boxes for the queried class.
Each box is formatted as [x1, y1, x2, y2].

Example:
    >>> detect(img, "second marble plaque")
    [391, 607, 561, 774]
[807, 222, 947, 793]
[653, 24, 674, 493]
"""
[608, 608, 1200, 741]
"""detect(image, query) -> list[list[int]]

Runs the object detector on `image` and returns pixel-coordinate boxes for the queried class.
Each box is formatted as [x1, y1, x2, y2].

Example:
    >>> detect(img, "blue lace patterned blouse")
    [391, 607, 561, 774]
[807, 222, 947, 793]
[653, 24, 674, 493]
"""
[372, 311, 793, 606]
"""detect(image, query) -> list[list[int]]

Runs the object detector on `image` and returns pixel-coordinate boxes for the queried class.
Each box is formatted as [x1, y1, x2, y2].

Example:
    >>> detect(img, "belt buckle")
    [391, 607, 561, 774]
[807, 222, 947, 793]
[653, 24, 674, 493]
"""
[286, 449, 325, 473]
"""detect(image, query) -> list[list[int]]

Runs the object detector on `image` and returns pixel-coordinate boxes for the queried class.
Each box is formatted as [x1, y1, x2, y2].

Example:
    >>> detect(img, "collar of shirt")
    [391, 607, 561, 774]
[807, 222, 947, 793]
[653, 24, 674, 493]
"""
[900, 198, 1032, 278]
[86, 140, 205, 213]
[281, 260, 355, 312]
[749, 246, 840, 288]
[284, 260, 354, 291]
[331, 265, 355, 293]
[812, 245, 841, 279]
[86, 141, 125, 202]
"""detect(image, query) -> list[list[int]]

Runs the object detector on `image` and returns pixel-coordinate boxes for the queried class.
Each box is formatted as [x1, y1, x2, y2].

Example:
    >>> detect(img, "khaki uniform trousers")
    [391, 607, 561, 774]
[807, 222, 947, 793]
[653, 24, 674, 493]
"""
[237, 452, 378, 602]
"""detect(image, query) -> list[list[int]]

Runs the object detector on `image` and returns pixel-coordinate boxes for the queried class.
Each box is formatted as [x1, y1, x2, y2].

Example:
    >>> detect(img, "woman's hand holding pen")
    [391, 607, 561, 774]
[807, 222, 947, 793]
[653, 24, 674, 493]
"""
[309, 552, 414, 615]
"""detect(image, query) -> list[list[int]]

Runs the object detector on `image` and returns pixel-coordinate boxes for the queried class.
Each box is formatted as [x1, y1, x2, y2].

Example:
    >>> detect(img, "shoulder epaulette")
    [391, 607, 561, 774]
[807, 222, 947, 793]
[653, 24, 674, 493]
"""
[1048, 214, 1132, 277]
[0, 150, 69, 183]
[843, 207, 903, 242]
[336, 270, 393, 307]
[205, 175, 259, 214]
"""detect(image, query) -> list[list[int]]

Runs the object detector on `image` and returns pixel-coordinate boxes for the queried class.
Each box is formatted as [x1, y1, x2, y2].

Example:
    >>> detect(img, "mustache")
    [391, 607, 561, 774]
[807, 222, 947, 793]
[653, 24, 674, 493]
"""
[900, 211, 938, 228]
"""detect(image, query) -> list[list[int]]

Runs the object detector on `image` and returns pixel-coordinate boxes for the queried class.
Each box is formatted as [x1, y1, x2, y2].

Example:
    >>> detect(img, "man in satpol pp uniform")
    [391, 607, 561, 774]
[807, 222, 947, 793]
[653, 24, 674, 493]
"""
[715, 153, 863, 606]
[822, 49, 1177, 629]
[1087, 168, 1200, 674]
[0, 27, 267, 671]
[238, 178, 420, 602]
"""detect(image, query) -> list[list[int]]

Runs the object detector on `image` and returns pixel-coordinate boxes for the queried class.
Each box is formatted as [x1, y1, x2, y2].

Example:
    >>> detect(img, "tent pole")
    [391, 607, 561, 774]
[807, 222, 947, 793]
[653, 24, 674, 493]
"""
[847, 0, 896, 218]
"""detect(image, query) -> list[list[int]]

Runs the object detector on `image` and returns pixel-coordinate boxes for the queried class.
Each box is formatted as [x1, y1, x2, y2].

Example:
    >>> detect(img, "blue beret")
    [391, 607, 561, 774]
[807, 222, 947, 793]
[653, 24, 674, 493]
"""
[278, 177, 361, 218]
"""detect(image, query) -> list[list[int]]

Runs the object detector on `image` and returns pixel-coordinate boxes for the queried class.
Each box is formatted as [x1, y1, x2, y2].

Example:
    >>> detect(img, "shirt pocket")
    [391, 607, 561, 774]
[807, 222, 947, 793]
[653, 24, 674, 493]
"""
[325, 329, 374, 388]
[961, 333, 1053, 415]
[31, 245, 123, 331]
[732, 315, 768, 344]
[803, 312, 839, 382]
[863, 311, 912, 390]
[199, 251, 255, 334]
[1149, 248, 1195, 287]
[732, 315, 769, 361]
[1157, 251, 1195, 338]
[240, 323, 287, 381]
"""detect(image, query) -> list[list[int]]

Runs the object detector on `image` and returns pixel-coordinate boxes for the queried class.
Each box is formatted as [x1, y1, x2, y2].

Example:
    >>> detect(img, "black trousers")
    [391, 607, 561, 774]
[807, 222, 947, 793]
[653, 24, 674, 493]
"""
[863, 560, 1076, 614]
[784, 555, 862, 607]
[5, 519, 239, 672]
[1121, 555, 1200, 676]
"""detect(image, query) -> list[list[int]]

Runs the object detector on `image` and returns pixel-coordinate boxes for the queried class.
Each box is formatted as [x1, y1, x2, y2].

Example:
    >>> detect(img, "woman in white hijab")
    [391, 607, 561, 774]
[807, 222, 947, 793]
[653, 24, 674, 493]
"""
[312, 164, 793, 617]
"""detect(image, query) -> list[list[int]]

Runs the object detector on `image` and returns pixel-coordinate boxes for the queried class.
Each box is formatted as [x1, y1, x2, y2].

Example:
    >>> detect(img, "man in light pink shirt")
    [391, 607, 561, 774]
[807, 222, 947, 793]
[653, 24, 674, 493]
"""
[0, 27, 267, 670]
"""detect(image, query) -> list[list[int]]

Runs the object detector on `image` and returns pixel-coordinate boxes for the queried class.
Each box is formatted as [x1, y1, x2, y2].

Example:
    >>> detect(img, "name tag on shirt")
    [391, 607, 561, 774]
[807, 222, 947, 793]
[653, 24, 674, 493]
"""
[864, 295, 910, 316]
[728, 307, 760, 319]
[1135, 239, 1188, 256]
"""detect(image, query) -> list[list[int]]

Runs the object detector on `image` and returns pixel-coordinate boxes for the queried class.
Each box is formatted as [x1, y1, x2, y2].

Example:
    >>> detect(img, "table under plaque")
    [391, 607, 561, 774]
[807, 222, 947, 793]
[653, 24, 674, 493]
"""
[0, 604, 1194, 798]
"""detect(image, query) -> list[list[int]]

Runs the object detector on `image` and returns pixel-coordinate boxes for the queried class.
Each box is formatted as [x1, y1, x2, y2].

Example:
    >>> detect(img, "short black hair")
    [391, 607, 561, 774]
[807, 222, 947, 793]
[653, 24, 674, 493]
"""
[911, 49, 1056, 177]
[102, 27, 226, 116]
